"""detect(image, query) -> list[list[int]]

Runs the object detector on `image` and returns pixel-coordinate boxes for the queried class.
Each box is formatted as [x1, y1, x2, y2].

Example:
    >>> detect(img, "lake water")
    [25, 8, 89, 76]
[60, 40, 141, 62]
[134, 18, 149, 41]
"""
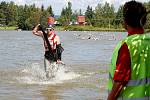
[0, 30, 128, 100]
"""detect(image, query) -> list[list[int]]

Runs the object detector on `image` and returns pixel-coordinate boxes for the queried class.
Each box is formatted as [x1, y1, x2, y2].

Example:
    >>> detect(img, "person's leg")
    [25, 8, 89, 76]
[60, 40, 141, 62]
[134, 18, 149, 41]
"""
[44, 58, 51, 78]
[44, 58, 56, 78]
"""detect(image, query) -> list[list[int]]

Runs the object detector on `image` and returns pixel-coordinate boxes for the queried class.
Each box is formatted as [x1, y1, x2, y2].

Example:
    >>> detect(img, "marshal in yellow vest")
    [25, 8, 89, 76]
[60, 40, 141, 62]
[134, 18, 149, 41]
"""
[108, 34, 150, 100]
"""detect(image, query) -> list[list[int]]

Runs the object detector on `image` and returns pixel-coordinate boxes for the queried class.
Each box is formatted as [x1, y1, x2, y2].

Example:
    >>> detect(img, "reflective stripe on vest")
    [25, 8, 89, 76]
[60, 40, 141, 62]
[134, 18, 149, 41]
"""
[127, 77, 150, 86]
[108, 34, 150, 100]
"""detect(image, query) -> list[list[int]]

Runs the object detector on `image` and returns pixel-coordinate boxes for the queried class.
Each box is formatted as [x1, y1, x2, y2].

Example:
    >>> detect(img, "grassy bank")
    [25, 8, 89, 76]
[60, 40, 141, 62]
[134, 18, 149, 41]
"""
[63, 25, 125, 32]
[1, 25, 122, 31]
[55, 26, 64, 31]
[0, 26, 17, 30]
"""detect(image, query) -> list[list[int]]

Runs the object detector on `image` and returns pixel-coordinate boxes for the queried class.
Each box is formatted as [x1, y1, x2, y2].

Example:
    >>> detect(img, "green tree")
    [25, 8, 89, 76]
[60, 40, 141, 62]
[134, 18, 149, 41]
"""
[67, 2, 72, 22]
[114, 6, 123, 28]
[17, 5, 26, 30]
[60, 2, 72, 25]
[71, 10, 79, 24]
[47, 5, 54, 17]
[0, 2, 6, 25]
[94, 2, 115, 28]
[24, 4, 41, 30]
[79, 9, 82, 16]
[94, 3, 104, 27]
[144, 2, 150, 29]
[0, 1, 9, 25]
[7, 1, 18, 26]
[40, 5, 49, 29]
[41, 4, 44, 12]
[59, 8, 67, 25]
[85, 5, 94, 25]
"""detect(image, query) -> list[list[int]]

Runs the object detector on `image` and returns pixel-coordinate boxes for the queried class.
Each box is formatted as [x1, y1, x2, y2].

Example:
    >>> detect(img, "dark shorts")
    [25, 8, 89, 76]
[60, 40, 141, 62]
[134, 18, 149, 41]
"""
[44, 51, 56, 61]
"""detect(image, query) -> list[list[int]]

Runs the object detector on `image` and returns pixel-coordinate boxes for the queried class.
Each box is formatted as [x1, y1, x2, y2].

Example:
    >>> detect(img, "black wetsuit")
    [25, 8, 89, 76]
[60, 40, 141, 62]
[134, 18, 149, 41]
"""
[44, 44, 63, 62]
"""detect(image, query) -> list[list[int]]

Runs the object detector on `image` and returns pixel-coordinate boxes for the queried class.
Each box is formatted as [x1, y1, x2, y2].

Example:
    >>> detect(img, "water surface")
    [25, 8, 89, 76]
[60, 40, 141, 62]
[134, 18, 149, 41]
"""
[0, 30, 127, 100]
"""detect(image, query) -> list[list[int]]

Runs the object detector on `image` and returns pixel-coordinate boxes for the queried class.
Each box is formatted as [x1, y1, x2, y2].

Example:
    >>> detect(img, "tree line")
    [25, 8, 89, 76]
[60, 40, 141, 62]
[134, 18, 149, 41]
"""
[0, 1, 54, 30]
[0, 1, 150, 30]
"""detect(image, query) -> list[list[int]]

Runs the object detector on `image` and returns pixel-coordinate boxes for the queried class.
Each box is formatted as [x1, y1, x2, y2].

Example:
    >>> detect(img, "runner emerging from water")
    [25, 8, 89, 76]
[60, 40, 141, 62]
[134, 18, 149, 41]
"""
[32, 24, 63, 78]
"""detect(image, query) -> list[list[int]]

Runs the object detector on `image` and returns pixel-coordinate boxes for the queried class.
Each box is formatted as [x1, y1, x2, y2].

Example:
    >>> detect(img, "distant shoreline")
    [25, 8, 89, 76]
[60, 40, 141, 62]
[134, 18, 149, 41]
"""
[1, 26, 149, 32]
[55, 26, 150, 32]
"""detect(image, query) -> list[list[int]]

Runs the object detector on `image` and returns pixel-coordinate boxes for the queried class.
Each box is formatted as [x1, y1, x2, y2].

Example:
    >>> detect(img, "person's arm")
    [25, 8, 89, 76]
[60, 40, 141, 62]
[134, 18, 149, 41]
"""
[56, 36, 61, 60]
[108, 43, 131, 100]
[32, 24, 43, 36]
[55, 35, 63, 62]
[56, 44, 62, 60]
[56, 35, 60, 45]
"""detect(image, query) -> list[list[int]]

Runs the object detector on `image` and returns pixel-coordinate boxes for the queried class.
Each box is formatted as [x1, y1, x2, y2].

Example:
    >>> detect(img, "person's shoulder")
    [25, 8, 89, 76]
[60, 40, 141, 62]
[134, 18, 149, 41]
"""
[55, 34, 60, 39]
[54, 34, 60, 43]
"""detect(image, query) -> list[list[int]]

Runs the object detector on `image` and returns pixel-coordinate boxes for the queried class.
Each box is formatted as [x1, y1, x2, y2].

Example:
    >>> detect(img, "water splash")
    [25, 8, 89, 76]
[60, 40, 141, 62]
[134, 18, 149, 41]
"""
[16, 63, 80, 85]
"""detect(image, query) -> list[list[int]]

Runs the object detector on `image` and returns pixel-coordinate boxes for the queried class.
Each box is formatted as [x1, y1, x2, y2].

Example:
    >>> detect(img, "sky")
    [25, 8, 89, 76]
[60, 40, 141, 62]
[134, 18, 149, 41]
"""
[0, 0, 149, 15]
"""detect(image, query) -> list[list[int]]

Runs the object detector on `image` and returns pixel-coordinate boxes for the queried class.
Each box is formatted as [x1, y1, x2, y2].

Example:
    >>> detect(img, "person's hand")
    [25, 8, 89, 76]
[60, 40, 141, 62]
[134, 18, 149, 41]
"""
[56, 59, 64, 65]
[32, 24, 43, 36]
[36, 24, 40, 27]
[56, 59, 61, 64]
[33, 24, 40, 31]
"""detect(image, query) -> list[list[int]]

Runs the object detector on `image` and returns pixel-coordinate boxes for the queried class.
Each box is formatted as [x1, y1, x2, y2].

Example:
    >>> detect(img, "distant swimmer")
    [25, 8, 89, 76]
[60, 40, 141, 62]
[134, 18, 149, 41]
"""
[32, 24, 64, 78]
[88, 37, 91, 39]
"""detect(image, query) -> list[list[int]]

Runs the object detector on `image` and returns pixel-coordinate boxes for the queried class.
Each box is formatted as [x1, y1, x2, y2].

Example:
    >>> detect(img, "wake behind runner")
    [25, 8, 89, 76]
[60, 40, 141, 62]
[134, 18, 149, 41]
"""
[32, 24, 64, 78]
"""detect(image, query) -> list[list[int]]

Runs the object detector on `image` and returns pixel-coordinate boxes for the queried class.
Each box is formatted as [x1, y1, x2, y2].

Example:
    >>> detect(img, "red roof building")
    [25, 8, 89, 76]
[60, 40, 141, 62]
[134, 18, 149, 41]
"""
[77, 16, 85, 25]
